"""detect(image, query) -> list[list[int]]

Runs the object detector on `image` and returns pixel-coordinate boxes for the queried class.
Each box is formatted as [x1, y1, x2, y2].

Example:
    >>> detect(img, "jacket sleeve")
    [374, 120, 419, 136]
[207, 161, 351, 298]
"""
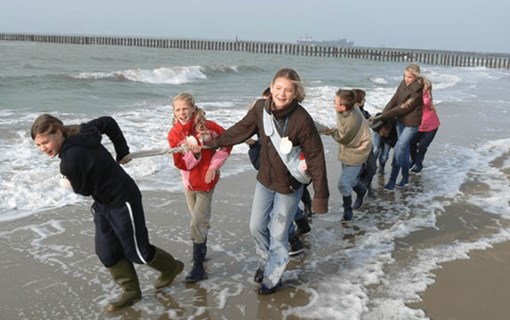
[85, 116, 130, 162]
[207, 101, 261, 149]
[380, 81, 423, 121]
[206, 121, 232, 170]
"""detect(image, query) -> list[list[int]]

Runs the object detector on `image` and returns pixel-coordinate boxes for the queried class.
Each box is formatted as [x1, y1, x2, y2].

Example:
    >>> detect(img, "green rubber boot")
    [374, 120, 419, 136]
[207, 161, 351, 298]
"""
[147, 246, 184, 289]
[106, 259, 142, 312]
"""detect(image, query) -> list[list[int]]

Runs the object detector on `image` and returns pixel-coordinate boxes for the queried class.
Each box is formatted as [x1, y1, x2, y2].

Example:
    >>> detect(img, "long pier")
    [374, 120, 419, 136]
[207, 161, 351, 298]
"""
[1, 33, 509, 69]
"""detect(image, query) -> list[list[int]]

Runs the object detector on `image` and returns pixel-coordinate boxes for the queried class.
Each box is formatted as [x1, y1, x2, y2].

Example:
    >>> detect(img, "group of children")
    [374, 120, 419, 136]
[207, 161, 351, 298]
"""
[30, 64, 439, 311]
[329, 64, 440, 222]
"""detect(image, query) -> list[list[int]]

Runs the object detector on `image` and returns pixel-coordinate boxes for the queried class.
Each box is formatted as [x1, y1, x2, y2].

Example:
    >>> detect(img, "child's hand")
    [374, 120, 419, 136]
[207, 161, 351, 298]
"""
[323, 128, 335, 136]
[205, 168, 218, 184]
[187, 144, 202, 154]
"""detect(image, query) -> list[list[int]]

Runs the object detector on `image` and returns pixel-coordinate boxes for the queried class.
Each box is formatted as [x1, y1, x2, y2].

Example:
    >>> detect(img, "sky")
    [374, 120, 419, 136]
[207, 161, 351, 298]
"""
[1, 0, 509, 54]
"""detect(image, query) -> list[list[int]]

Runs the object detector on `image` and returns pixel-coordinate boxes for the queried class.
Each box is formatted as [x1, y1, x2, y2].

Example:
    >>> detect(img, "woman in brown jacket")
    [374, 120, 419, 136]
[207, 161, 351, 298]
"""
[377, 64, 424, 190]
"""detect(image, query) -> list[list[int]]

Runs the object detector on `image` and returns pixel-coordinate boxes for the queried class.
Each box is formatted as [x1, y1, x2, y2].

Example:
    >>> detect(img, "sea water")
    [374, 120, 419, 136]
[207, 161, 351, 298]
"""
[1, 41, 510, 319]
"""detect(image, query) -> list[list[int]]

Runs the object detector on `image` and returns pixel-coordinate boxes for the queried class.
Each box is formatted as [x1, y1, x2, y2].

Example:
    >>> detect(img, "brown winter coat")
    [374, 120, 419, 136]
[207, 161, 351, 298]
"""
[208, 98, 329, 213]
[380, 79, 424, 127]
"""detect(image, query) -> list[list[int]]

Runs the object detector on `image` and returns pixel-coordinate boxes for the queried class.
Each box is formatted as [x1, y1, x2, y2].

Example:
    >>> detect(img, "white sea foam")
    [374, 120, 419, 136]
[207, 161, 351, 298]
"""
[73, 66, 207, 84]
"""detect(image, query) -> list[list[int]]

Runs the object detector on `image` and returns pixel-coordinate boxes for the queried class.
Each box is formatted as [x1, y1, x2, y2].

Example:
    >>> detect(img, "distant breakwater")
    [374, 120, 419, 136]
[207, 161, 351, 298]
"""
[1, 33, 509, 69]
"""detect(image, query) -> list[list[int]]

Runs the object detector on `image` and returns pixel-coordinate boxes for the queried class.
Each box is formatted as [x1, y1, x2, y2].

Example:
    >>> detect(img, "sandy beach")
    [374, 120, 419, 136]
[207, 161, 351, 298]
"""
[1, 139, 510, 320]
[0, 152, 342, 320]
[0, 147, 507, 320]
[412, 240, 510, 320]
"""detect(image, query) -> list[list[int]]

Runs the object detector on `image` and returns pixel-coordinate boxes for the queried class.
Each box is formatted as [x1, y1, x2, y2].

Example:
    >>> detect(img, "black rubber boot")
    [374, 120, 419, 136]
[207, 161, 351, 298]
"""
[342, 196, 353, 222]
[147, 246, 184, 289]
[106, 259, 142, 312]
[185, 243, 208, 283]
[352, 184, 367, 210]
[295, 216, 311, 236]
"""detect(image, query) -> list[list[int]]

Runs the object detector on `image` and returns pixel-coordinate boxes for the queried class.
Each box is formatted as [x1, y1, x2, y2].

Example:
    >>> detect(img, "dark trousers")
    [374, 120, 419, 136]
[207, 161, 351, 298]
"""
[410, 129, 438, 167]
[301, 184, 312, 207]
[359, 150, 377, 189]
[92, 190, 155, 267]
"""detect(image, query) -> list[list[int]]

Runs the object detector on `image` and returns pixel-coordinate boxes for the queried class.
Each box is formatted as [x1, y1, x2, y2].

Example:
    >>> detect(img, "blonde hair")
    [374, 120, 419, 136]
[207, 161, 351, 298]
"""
[423, 77, 432, 91]
[172, 92, 207, 133]
[406, 63, 421, 76]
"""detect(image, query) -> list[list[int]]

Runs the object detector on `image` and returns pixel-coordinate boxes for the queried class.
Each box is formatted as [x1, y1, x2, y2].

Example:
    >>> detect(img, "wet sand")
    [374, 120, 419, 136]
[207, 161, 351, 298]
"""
[2, 145, 510, 319]
[411, 240, 510, 320]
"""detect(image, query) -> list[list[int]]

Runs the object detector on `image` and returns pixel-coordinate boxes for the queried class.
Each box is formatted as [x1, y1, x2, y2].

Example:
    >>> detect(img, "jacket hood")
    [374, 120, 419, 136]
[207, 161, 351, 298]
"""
[60, 124, 102, 156]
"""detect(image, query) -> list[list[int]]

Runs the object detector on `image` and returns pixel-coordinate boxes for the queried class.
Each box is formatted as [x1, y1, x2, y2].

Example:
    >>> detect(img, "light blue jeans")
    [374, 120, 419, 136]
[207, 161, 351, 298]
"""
[337, 163, 362, 196]
[394, 122, 419, 173]
[249, 181, 303, 288]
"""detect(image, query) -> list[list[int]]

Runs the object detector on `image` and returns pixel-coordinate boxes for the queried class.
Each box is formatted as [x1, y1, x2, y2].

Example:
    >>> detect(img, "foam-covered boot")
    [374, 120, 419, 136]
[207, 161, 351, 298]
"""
[411, 163, 423, 173]
[288, 233, 304, 256]
[254, 268, 264, 283]
[295, 216, 311, 236]
[185, 243, 208, 283]
[147, 246, 184, 289]
[106, 259, 142, 312]
[352, 184, 367, 210]
[342, 196, 353, 222]
[258, 280, 283, 295]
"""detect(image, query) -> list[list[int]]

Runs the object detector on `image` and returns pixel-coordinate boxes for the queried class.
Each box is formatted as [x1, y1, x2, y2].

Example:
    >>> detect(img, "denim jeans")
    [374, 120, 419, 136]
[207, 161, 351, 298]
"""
[378, 143, 392, 168]
[249, 181, 303, 287]
[337, 163, 362, 196]
[394, 122, 418, 173]
[288, 207, 304, 235]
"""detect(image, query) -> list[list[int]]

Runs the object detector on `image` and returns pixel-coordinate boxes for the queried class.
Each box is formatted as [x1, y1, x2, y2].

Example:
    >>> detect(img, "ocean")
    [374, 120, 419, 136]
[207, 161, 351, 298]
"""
[1, 41, 510, 319]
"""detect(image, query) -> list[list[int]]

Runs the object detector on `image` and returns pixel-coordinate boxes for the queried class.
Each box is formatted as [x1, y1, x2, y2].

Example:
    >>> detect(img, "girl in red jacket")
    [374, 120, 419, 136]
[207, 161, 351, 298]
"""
[168, 92, 232, 282]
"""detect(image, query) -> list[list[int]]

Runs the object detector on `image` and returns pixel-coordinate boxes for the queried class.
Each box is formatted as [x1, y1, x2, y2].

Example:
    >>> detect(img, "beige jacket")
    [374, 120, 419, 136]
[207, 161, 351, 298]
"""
[331, 106, 372, 165]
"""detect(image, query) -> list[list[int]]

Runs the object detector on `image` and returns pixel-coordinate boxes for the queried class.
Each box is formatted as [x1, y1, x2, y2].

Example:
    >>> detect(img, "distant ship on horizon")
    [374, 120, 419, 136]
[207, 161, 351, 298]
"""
[296, 35, 354, 47]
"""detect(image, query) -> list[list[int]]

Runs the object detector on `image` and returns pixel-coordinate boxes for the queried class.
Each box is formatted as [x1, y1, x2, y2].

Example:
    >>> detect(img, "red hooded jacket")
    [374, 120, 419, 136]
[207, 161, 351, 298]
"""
[168, 116, 232, 191]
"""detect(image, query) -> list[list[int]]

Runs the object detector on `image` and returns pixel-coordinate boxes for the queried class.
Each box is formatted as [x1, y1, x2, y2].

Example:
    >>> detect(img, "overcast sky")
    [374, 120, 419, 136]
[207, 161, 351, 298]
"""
[1, 0, 509, 53]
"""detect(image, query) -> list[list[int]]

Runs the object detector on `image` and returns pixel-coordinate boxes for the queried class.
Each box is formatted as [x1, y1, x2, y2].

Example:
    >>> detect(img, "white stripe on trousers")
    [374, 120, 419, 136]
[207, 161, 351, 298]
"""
[125, 202, 147, 264]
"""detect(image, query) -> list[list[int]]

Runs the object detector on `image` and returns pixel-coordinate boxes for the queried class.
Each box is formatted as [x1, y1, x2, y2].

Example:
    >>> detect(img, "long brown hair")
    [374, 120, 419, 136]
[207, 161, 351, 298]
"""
[31, 114, 80, 140]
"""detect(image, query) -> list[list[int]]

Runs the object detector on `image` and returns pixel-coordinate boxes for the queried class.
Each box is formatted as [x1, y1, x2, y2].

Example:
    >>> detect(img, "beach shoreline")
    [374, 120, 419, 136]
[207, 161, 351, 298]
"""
[2, 139, 510, 319]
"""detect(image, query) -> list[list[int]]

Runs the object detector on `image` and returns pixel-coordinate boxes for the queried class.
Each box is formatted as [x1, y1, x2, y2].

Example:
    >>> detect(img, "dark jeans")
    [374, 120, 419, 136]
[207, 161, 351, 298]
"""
[359, 150, 377, 189]
[410, 128, 438, 167]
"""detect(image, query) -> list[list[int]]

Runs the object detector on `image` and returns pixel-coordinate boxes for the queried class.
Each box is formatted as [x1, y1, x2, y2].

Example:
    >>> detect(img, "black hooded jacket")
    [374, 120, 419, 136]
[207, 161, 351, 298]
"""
[59, 116, 138, 207]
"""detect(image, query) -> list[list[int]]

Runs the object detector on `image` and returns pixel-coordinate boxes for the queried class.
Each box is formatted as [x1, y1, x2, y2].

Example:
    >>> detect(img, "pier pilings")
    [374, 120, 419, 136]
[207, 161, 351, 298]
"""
[1, 33, 508, 69]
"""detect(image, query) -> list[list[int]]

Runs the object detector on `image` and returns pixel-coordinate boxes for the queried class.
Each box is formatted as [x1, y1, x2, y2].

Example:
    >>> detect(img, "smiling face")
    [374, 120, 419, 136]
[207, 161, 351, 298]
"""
[34, 131, 64, 158]
[270, 77, 297, 110]
[173, 98, 195, 124]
